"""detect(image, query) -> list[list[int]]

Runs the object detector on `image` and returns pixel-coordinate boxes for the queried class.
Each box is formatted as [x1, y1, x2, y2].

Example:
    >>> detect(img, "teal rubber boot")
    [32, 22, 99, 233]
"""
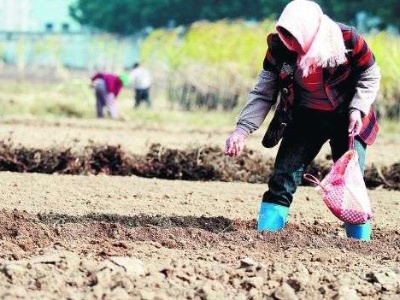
[257, 202, 289, 232]
[344, 222, 372, 241]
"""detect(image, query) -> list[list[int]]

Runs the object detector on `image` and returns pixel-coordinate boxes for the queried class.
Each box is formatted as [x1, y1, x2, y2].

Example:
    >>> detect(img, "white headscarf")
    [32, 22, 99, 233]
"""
[276, 0, 347, 77]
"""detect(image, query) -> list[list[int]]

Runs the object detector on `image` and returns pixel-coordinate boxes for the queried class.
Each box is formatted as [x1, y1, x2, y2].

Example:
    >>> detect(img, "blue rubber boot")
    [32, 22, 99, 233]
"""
[344, 222, 372, 241]
[257, 202, 289, 232]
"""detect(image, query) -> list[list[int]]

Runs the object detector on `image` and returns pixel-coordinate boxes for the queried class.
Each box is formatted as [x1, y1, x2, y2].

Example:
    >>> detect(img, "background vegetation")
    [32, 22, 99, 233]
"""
[70, 0, 399, 35]
[1, 77, 400, 142]
[1, 0, 400, 125]
[137, 19, 400, 119]
[67, 1, 400, 119]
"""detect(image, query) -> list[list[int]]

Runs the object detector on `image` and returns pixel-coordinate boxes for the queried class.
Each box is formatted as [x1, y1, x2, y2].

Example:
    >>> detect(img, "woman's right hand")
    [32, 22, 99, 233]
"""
[348, 108, 363, 136]
[225, 128, 248, 157]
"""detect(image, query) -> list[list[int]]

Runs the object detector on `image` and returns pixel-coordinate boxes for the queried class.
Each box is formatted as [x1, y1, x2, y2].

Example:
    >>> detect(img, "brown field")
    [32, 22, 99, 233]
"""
[0, 118, 399, 299]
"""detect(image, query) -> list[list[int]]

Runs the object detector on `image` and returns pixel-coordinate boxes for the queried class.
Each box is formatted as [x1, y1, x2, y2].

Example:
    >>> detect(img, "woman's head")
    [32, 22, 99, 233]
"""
[276, 26, 303, 53]
[275, 0, 347, 77]
[276, 0, 323, 54]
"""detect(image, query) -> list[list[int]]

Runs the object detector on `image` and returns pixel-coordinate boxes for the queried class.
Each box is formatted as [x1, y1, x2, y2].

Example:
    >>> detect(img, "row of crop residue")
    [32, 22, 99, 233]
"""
[0, 141, 399, 190]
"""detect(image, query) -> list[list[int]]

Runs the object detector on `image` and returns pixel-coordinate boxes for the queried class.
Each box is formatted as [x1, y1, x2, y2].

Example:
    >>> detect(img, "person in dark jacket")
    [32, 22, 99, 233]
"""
[91, 72, 130, 119]
[225, 0, 380, 240]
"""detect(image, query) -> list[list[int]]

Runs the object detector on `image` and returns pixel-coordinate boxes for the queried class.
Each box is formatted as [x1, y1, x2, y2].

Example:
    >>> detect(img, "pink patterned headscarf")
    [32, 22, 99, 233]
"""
[276, 0, 347, 77]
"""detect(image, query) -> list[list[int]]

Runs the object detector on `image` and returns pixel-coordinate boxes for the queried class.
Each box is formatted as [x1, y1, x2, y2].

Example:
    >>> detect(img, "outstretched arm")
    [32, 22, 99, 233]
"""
[225, 69, 279, 156]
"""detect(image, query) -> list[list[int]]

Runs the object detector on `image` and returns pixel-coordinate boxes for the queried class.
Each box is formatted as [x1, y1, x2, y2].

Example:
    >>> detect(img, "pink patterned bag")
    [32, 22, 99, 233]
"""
[303, 138, 372, 224]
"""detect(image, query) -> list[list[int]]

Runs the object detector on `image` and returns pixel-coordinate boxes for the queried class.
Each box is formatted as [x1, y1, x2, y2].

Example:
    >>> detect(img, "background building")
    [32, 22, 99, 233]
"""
[0, 0, 138, 70]
[0, 0, 83, 33]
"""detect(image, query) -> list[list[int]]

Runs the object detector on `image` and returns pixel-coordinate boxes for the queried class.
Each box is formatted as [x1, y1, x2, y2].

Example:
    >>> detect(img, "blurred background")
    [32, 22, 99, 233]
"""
[0, 0, 399, 126]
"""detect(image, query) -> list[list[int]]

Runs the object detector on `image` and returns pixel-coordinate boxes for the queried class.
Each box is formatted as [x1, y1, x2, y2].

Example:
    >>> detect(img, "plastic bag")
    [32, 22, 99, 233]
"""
[303, 148, 372, 224]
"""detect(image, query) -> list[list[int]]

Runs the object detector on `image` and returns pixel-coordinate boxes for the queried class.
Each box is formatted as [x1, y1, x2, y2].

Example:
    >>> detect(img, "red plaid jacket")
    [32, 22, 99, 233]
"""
[91, 72, 124, 97]
[263, 23, 379, 145]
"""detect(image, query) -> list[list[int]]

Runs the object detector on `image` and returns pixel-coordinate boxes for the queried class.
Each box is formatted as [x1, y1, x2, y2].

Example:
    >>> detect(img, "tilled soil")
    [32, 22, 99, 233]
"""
[1, 208, 400, 300]
[0, 119, 399, 299]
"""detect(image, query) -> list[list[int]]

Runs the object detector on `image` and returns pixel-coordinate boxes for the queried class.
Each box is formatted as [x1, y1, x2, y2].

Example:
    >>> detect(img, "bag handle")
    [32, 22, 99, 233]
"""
[303, 173, 325, 190]
[348, 134, 355, 150]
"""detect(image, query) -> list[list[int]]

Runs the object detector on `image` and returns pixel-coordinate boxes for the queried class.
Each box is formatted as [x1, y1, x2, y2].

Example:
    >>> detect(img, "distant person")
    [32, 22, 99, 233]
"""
[129, 62, 152, 108]
[91, 72, 130, 119]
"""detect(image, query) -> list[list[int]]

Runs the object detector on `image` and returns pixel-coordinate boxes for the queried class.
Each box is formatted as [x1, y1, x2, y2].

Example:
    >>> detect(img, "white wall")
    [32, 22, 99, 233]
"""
[0, 0, 31, 31]
[0, 0, 83, 33]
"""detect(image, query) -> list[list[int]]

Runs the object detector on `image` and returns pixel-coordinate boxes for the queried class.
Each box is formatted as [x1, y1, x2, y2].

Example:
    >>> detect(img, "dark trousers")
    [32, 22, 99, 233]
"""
[263, 107, 367, 207]
[134, 88, 151, 107]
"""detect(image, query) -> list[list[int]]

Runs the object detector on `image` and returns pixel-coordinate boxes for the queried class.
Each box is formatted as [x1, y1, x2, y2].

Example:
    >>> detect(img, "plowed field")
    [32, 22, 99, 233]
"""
[0, 118, 399, 299]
